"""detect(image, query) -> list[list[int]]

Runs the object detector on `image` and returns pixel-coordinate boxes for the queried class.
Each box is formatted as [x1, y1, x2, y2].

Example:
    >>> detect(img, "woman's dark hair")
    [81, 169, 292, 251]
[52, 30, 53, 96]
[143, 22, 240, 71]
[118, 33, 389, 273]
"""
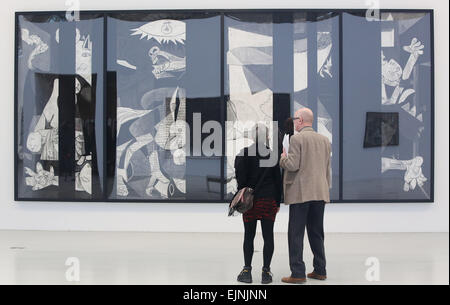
[284, 117, 294, 136]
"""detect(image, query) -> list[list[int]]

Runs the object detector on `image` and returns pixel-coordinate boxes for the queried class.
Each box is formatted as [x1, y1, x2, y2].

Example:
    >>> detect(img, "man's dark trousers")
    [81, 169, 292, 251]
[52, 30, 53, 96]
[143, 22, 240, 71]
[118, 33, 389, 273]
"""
[288, 200, 326, 278]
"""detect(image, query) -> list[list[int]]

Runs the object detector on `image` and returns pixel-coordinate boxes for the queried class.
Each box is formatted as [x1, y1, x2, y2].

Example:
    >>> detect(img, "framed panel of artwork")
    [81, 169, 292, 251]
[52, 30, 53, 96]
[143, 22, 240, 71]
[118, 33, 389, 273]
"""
[105, 12, 222, 202]
[15, 12, 104, 201]
[342, 10, 433, 201]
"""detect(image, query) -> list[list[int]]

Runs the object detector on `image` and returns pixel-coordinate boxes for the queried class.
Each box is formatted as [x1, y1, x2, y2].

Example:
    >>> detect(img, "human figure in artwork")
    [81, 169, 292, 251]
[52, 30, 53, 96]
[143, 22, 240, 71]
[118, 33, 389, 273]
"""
[381, 37, 424, 106]
[26, 78, 59, 160]
[382, 156, 427, 192]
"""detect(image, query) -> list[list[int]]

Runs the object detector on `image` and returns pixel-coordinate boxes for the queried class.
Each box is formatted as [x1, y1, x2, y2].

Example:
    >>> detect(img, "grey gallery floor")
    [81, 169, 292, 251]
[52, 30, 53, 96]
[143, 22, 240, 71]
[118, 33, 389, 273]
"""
[0, 231, 448, 285]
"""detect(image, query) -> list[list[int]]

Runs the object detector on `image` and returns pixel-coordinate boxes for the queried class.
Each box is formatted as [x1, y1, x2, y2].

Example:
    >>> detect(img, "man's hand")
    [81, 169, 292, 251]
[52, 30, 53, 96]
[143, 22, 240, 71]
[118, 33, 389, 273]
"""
[281, 148, 287, 158]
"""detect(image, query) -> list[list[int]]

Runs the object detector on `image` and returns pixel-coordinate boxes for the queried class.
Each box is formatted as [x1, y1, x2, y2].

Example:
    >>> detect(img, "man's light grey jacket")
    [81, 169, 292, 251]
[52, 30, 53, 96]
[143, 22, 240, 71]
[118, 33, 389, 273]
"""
[280, 126, 331, 205]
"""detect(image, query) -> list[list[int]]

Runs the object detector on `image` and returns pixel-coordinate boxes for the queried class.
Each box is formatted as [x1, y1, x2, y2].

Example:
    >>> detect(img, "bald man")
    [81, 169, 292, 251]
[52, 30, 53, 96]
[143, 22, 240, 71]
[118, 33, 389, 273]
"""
[279, 107, 331, 284]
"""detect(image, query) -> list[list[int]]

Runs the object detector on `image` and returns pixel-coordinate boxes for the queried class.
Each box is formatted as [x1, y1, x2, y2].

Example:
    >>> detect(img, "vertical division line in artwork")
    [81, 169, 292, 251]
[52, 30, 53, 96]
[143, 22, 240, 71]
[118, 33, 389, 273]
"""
[307, 12, 318, 132]
[102, 13, 108, 201]
[338, 12, 344, 202]
[429, 10, 435, 202]
[58, 21, 76, 199]
[220, 13, 225, 202]
[272, 11, 294, 169]
[14, 13, 19, 200]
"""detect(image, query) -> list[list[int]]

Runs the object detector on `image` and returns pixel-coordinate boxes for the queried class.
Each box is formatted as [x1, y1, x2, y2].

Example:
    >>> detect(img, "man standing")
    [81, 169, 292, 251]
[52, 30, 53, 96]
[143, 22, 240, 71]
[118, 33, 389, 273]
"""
[279, 107, 331, 284]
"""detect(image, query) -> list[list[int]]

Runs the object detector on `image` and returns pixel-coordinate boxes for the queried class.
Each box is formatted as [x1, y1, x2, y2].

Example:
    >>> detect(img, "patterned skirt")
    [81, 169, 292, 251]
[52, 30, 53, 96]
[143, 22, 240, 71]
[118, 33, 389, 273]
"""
[243, 197, 278, 223]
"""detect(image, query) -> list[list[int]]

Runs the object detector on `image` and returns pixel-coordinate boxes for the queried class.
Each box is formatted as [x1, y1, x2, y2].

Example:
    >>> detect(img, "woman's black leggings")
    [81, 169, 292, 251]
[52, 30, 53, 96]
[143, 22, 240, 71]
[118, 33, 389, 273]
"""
[243, 219, 275, 268]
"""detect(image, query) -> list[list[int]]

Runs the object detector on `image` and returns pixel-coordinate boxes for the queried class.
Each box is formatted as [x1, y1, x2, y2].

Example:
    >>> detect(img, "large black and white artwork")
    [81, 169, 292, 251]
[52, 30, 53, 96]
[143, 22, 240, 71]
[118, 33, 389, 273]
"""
[343, 11, 432, 200]
[292, 12, 340, 200]
[224, 13, 274, 199]
[106, 13, 222, 201]
[107, 15, 187, 200]
[378, 12, 431, 197]
[16, 13, 103, 200]
[224, 12, 341, 201]
[15, 10, 433, 202]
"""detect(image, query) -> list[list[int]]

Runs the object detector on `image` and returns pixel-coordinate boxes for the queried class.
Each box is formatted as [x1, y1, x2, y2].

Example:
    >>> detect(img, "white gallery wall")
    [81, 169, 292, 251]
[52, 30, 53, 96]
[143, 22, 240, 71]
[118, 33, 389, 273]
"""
[0, 0, 448, 233]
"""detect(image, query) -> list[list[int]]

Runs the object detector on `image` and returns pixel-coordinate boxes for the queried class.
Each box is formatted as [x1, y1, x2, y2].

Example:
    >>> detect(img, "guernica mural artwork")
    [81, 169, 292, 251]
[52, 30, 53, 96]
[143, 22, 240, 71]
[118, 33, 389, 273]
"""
[15, 10, 434, 202]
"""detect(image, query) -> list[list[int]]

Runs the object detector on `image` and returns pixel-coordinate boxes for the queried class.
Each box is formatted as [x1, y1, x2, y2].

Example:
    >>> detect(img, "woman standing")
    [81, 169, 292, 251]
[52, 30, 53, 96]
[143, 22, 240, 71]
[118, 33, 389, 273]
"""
[234, 124, 282, 284]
